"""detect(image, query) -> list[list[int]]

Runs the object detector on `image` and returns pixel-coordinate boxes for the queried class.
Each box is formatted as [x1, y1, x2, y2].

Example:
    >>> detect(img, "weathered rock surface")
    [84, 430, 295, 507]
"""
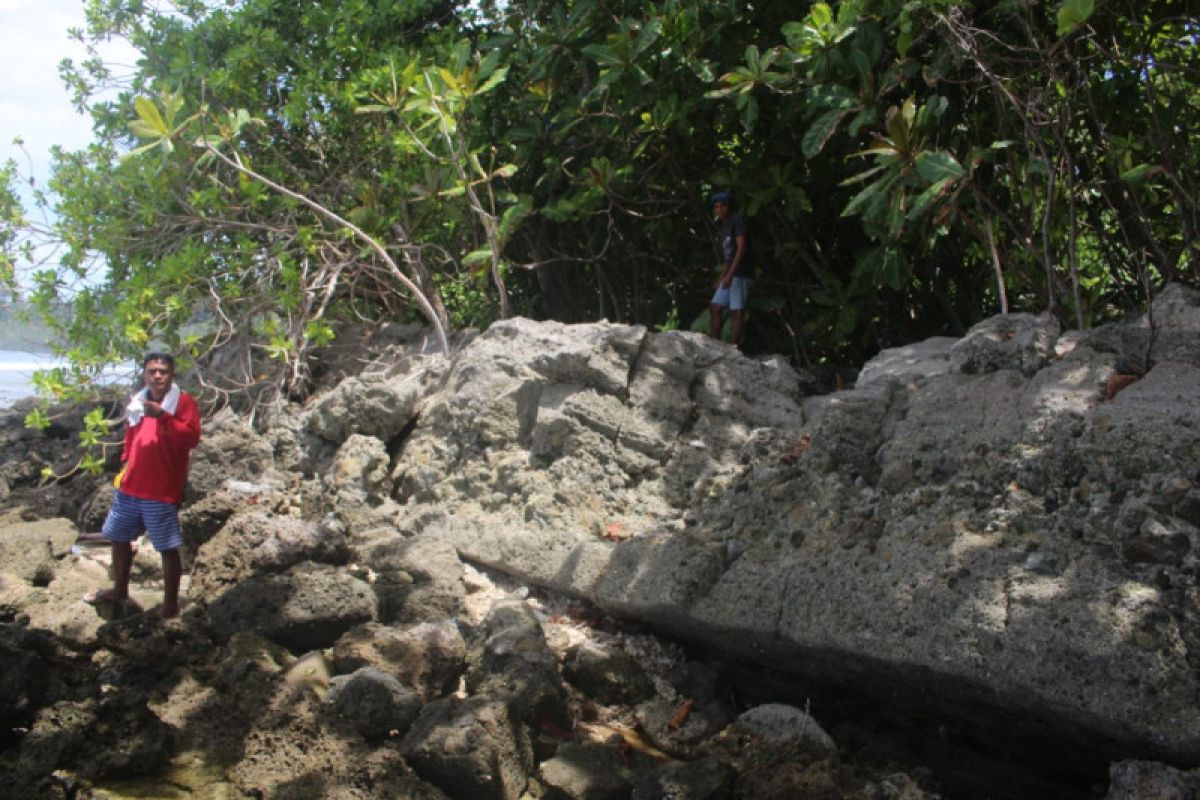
[1105, 759, 1200, 800]
[187, 408, 280, 502]
[0, 517, 77, 586]
[332, 620, 466, 699]
[206, 563, 377, 650]
[371, 300, 1200, 765]
[5, 285, 1200, 798]
[326, 666, 423, 742]
[631, 757, 735, 800]
[467, 596, 570, 729]
[189, 512, 351, 601]
[538, 741, 646, 799]
[562, 640, 656, 705]
[400, 695, 532, 800]
[366, 535, 467, 624]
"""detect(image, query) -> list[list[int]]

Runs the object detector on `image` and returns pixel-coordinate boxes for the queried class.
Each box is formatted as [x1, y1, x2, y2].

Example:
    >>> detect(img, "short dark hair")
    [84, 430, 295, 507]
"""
[143, 352, 176, 371]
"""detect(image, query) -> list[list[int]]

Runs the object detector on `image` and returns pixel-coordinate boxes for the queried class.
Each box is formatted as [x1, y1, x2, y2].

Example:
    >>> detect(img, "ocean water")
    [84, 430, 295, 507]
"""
[0, 350, 131, 409]
[0, 350, 60, 408]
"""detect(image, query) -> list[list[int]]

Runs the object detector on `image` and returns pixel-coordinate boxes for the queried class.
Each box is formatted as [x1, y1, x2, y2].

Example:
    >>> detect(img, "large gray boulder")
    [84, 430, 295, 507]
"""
[206, 563, 377, 650]
[368, 310, 1200, 766]
[189, 512, 350, 602]
[305, 372, 424, 445]
[401, 318, 814, 597]
[187, 409, 279, 502]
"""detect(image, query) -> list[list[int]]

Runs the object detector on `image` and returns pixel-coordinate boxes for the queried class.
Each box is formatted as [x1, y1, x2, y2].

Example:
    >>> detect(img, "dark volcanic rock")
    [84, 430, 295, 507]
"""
[400, 695, 531, 800]
[367, 535, 466, 624]
[1105, 759, 1200, 800]
[326, 666, 422, 742]
[190, 512, 351, 602]
[563, 640, 656, 705]
[332, 620, 466, 699]
[539, 742, 648, 800]
[206, 563, 376, 650]
[631, 757, 735, 800]
[467, 597, 569, 729]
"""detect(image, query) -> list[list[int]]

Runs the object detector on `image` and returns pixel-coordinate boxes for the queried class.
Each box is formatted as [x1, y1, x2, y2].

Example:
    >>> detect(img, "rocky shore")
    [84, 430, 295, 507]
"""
[2, 285, 1200, 799]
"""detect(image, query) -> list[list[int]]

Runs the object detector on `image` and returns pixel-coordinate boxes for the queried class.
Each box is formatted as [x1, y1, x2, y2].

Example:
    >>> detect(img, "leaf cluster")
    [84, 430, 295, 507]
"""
[5, 0, 1196, 439]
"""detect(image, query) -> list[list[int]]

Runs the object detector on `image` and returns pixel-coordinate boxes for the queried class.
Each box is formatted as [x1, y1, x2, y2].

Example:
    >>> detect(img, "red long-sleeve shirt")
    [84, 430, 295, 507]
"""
[119, 390, 202, 505]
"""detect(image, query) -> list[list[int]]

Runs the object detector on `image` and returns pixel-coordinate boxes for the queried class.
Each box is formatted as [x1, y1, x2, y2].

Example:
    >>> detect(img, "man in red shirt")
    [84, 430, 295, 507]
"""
[85, 353, 201, 619]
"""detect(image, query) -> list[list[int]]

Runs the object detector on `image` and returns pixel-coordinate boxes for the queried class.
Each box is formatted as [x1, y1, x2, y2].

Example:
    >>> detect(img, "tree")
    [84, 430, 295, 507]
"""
[8, 0, 1198, 444]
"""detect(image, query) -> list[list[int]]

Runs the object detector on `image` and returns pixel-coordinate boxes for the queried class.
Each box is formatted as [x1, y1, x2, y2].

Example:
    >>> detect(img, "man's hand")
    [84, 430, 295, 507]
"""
[143, 399, 165, 418]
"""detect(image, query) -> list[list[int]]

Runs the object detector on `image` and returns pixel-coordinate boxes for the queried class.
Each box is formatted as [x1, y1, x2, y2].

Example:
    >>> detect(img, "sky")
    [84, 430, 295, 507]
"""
[0, 0, 140, 226]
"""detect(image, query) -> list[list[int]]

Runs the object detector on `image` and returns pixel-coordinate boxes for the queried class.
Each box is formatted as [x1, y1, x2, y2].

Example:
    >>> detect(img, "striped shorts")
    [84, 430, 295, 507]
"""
[102, 490, 183, 553]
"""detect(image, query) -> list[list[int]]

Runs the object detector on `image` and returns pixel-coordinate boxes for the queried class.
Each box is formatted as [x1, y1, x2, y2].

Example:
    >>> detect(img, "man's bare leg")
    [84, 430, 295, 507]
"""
[85, 541, 135, 607]
[709, 304, 723, 339]
[730, 309, 745, 348]
[160, 549, 182, 619]
[110, 541, 133, 601]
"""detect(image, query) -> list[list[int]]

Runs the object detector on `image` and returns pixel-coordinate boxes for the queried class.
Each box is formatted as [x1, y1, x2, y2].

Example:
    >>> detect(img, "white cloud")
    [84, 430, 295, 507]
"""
[0, 0, 140, 198]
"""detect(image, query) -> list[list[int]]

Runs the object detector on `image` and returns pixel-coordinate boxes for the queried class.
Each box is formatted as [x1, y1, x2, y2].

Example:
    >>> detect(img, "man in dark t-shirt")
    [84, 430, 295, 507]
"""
[707, 191, 752, 348]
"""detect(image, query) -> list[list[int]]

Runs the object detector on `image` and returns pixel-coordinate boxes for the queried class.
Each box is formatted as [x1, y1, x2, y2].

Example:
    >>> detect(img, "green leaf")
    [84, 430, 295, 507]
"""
[581, 44, 622, 66]
[305, 321, 336, 346]
[24, 407, 50, 430]
[1119, 164, 1162, 186]
[802, 108, 850, 157]
[915, 151, 964, 183]
[810, 3, 833, 29]
[1056, 0, 1095, 36]
[841, 170, 901, 218]
[632, 19, 662, 58]
[907, 177, 955, 221]
[475, 65, 509, 96]
[133, 96, 170, 137]
[463, 248, 493, 266]
[129, 120, 163, 139]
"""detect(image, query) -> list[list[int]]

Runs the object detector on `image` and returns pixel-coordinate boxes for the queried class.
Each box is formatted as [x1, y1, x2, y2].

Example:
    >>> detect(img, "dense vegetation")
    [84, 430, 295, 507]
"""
[2, 0, 1198, 411]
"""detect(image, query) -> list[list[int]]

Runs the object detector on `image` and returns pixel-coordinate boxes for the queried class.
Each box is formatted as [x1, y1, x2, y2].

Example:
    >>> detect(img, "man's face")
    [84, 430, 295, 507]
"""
[713, 201, 731, 221]
[143, 359, 174, 400]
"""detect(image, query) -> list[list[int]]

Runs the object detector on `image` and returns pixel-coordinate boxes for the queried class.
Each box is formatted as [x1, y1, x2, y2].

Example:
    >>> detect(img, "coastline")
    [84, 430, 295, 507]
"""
[0, 351, 133, 408]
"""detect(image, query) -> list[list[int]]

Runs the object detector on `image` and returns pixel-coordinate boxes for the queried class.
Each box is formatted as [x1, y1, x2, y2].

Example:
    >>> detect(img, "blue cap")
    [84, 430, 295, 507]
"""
[710, 191, 734, 208]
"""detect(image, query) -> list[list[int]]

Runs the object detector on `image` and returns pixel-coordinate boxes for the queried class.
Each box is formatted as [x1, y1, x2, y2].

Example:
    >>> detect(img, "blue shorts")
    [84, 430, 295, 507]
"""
[102, 490, 183, 552]
[711, 277, 752, 311]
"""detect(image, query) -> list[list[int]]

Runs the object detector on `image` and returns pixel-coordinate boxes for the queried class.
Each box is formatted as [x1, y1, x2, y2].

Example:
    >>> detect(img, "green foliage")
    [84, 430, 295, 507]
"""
[6, 0, 1195, 424]
[1057, 0, 1095, 37]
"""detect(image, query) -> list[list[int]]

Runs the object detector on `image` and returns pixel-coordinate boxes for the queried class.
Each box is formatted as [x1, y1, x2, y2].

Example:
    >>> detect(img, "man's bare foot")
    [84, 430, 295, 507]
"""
[83, 588, 124, 605]
[83, 588, 143, 613]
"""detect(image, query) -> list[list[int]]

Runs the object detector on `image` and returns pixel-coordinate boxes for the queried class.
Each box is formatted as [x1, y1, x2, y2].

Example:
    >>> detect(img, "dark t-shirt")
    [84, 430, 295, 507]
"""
[722, 214, 752, 278]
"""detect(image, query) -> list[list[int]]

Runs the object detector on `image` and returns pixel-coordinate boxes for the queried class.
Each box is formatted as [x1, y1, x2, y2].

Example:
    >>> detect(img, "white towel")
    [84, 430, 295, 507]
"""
[126, 383, 180, 427]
